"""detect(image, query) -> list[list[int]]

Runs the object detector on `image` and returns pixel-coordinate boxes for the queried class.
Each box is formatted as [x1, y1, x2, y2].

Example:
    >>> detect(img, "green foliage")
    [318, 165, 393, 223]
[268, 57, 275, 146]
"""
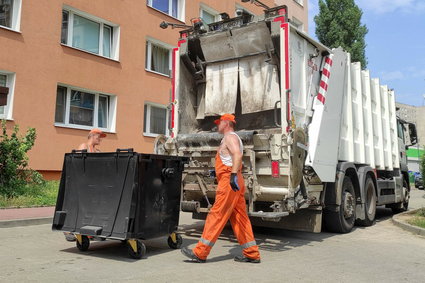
[0, 181, 59, 208]
[0, 120, 44, 197]
[314, 0, 368, 68]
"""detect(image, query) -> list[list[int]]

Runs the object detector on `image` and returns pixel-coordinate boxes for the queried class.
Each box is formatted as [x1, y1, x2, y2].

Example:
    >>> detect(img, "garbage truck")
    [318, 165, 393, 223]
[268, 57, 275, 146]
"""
[156, 3, 418, 233]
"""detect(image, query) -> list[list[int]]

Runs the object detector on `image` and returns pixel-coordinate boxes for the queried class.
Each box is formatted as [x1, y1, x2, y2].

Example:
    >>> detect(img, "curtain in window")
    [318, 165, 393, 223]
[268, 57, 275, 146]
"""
[103, 26, 112, 58]
[98, 96, 108, 128]
[151, 44, 170, 75]
[61, 11, 69, 44]
[0, 74, 6, 115]
[171, 0, 178, 18]
[150, 106, 167, 135]
[202, 10, 215, 24]
[69, 90, 94, 126]
[73, 15, 100, 54]
[0, 0, 13, 28]
[55, 86, 67, 123]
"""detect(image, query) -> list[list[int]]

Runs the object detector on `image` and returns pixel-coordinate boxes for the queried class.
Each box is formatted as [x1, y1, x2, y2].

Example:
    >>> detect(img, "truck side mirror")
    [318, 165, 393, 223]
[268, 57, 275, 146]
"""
[408, 123, 418, 146]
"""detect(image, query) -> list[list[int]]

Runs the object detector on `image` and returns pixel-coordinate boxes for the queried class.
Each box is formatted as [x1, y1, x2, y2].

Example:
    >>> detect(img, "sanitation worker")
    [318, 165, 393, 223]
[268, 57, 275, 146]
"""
[181, 114, 261, 263]
[77, 128, 106, 152]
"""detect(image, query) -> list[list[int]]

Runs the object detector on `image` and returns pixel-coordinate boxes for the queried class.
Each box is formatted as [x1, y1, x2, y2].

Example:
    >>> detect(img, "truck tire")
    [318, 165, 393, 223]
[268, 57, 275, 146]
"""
[391, 180, 409, 214]
[324, 176, 356, 233]
[356, 177, 376, 226]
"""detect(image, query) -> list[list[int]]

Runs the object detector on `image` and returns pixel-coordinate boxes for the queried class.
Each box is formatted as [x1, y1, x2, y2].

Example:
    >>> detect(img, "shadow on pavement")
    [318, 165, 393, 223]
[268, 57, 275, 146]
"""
[60, 236, 198, 263]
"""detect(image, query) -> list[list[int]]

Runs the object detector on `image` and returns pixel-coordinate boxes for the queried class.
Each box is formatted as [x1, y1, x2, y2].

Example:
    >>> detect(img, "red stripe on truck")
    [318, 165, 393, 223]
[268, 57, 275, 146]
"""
[317, 93, 326, 104]
[325, 57, 333, 66]
[320, 80, 328, 91]
[322, 68, 330, 78]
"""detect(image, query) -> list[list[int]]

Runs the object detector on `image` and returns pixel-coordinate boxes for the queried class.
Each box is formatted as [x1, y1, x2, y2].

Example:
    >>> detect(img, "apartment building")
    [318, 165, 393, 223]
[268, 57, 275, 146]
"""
[0, 0, 308, 179]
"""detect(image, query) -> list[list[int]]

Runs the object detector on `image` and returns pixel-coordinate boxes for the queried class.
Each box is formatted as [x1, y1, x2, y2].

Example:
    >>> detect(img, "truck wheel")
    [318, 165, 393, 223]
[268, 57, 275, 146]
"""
[356, 177, 376, 226]
[391, 180, 409, 214]
[324, 176, 356, 233]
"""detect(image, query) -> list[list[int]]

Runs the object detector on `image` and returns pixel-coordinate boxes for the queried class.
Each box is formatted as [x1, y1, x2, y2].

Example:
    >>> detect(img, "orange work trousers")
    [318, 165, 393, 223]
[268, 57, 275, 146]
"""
[193, 153, 260, 260]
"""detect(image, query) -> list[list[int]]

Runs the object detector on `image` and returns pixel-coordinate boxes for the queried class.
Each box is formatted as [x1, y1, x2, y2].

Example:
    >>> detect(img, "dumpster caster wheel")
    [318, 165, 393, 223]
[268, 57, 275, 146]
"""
[76, 235, 90, 251]
[127, 239, 146, 259]
[168, 233, 183, 249]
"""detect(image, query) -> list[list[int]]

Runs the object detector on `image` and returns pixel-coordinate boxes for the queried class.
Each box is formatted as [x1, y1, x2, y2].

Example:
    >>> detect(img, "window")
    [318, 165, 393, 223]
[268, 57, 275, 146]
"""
[235, 4, 254, 17]
[55, 85, 116, 131]
[144, 103, 169, 136]
[294, 0, 304, 6]
[291, 17, 304, 31]
[0, 71, 15, 119]
[0, 0, 21, 31]
[147, 0, 185, 21]
[61, 7, 119, 60]
[200, 5, 219, 24]
[145, 39, 172, 76]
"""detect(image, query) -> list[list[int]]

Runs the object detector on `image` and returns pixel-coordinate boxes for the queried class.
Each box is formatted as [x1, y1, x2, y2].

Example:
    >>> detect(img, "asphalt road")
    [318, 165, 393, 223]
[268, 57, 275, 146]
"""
[1, 189, 424, 283]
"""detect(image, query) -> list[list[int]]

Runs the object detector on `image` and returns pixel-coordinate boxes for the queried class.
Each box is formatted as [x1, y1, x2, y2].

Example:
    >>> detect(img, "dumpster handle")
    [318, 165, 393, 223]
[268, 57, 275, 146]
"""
[116, 148, 134, 153]
[72, 149, 88, 153]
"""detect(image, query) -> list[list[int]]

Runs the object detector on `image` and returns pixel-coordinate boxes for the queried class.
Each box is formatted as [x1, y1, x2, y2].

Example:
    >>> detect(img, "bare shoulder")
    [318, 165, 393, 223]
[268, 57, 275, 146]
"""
[77, 143, 88, 150]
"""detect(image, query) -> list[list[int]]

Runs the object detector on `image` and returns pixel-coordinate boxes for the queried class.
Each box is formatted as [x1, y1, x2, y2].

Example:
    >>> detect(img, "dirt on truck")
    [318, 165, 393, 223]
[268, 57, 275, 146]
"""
[156, 3, 419, 233]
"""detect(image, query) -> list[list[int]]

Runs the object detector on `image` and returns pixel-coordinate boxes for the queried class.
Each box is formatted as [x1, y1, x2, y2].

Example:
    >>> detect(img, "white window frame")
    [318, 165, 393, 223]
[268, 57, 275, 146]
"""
[145, 37, 174, 77]
[54, 84, 117, 133]
[291, 17, 304, 31]
[61, 5, 120, 61]
[200, 4, 220, 24]
[294, 0, 304, 7]
[147, 0, 186, 22]
[0, 0, 22, 32]
[0, 70, 16, 120]
[143, 102, 170, 137]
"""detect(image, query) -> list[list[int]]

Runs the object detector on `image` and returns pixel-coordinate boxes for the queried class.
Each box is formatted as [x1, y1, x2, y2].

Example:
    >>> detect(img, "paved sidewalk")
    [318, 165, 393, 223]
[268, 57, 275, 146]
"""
[0, 206, 54, 221]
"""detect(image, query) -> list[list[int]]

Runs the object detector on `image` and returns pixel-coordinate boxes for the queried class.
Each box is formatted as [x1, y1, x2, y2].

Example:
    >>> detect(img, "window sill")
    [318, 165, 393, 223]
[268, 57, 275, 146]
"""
[145, 69, 171, 78]
[54, 123, 116, 134]
[0, 116, 14, 121]
[146, 5, 185, 24]
[60, 44, 120, 63]
[0, 25, 21, 34]
[143, 133, 169, 138]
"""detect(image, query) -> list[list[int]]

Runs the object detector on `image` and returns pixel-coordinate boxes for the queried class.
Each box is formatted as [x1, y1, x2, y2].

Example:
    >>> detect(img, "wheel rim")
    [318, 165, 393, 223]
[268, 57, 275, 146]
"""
[366, 185, 375, 215]
[343, 191, 355, 219]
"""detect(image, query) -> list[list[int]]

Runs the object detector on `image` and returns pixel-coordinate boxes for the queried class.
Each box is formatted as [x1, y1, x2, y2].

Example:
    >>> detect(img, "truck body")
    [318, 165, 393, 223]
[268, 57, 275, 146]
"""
[156, 5, 418, 233]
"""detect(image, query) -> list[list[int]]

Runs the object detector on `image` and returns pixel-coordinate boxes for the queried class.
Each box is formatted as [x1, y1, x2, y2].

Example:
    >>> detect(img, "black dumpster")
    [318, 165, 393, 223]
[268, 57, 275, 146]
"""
[52, 149, 188, 259]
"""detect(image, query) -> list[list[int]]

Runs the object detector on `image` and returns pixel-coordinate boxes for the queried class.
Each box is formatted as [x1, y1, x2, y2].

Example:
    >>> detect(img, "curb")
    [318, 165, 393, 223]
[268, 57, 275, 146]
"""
[0, 217, 52, 228]
[392, 209, 425, 237]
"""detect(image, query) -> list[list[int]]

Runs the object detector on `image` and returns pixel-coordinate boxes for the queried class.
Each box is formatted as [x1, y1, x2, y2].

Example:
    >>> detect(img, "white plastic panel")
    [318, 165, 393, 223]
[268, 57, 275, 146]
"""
[350, 62, 366, 164]
[361, 70, 375, 168]
[338, 53, 354, 162]
[388, 90, 400, 168]
[306, 48, 346, 182]
[370, 78, 385, 169]
[380, 86, 393, 170]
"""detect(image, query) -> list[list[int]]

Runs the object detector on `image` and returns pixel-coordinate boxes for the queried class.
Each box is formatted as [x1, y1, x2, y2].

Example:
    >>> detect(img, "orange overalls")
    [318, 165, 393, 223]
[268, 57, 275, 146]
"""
[192, 147, 260, 260]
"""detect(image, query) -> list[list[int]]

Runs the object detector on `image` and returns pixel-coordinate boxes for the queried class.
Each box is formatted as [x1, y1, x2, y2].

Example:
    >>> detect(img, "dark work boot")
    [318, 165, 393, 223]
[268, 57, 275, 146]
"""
[234, 255, 261, 263]
[181, 247, 206, 263]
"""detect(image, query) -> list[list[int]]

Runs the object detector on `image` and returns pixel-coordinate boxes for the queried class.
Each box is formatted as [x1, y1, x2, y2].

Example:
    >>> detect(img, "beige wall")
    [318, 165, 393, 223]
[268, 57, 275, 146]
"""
[1, 0, 305, 178]
[397, 102, 425, 147]
[275, 0, 308, 31]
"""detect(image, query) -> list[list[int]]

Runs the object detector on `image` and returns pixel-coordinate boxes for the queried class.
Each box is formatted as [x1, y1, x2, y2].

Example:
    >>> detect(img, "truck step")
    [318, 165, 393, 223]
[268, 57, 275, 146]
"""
[248, 211, 289, 218]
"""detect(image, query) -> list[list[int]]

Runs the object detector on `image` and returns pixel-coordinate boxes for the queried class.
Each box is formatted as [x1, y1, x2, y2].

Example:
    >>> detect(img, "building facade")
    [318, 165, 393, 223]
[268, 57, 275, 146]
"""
[0, 0, 308, 179]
